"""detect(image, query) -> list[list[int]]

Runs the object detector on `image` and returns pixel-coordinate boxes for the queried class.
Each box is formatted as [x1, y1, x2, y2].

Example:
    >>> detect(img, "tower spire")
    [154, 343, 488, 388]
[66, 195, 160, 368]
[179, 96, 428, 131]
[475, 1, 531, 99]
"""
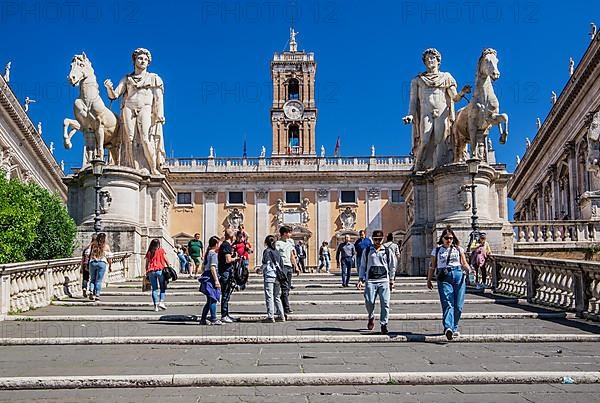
[289, 0, 298, 52]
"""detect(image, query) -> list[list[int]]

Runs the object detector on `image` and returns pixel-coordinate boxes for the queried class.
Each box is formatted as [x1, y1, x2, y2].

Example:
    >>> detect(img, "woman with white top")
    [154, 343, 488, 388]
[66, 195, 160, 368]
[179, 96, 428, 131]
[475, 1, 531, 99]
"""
[427, 227, 469, 340]
[88, 232, 112, 301]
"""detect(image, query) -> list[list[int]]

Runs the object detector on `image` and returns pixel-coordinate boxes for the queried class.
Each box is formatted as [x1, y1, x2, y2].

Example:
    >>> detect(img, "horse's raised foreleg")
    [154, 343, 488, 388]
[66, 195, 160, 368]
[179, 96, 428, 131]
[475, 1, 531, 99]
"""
[491, 112, 509, 144]
[63, 118, 81, 149]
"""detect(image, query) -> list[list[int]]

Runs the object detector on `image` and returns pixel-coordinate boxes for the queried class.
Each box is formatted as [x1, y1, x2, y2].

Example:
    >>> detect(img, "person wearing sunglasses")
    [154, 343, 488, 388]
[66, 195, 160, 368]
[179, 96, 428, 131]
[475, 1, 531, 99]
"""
[427, 227, 469, 340]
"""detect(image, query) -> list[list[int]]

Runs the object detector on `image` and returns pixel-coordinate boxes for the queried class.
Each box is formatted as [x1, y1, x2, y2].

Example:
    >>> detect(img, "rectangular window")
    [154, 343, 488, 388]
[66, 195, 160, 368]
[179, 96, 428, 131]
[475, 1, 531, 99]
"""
[391, 190, 405, 204]
[228, 191, 244, 205]
[177, 192, 192, 205]
[340, 190, 356, 204]
[285, 191, 301, 204]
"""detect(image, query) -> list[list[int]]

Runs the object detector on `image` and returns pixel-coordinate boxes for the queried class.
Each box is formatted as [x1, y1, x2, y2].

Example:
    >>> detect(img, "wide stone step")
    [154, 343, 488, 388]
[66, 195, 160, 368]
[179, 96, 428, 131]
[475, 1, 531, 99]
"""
[1, 371, 599, 390]
[2, 342, 598, 375]
[83, 290, 440, 303]
[2, 384, 598, 401]
[7, 311, 575, 322]
[51, 297, 522, 307]
[17, 299, 536, 317]
[2, 333, 600, 346]
[99, 288, 436, 297]
[111, 281, 431, 290]
[2, 316, 597, 342]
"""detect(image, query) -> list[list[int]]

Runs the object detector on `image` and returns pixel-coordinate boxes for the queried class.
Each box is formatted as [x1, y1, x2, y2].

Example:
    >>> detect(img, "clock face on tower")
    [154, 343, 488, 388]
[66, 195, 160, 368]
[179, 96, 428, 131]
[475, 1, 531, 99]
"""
[283, 100, 304, 120]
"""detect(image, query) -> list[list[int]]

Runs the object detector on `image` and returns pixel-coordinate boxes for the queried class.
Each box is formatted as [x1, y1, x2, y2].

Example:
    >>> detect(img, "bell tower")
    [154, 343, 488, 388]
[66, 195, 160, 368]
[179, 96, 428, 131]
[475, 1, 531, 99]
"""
[270, 28, 317, 156]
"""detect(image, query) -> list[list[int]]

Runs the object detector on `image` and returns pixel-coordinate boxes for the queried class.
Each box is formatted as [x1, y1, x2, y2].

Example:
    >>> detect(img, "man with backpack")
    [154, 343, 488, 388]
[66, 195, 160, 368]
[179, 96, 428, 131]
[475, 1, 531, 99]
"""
[357, 230, 396, 335]
[295, 240, 307, 273]
[276, 226, 300, 316]
[218, 229, 241, 323]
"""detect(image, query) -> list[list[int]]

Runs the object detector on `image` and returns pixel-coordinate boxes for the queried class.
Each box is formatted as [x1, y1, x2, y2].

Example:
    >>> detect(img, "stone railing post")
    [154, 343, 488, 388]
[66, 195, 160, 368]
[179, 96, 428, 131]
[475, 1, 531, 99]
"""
[573, 269, 586, 317]
[0, 271, 9, 318]
[44, 266, 53, 304]
[526, 260, 536, 303]
[491, 257, 500, 291]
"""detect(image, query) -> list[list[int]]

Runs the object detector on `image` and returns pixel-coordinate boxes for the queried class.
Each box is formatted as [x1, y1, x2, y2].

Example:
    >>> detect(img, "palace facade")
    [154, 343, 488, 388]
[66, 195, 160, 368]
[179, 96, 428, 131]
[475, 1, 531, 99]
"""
[0, 74, 65, 199]
[509, 33, 600, 257]
[165, 33, 412, 268]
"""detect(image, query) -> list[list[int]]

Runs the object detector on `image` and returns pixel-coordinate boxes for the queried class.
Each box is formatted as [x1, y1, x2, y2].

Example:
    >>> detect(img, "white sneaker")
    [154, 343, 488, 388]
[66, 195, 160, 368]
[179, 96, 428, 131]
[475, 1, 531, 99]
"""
[221, 316, 234, 323]
[154, 305, 159, 312]
[158, 302, 167, 310]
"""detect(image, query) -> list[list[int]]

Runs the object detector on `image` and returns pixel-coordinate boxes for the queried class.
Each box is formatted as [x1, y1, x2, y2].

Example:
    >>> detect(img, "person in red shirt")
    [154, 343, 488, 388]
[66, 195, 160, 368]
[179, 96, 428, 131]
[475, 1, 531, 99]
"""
[233, 230, 253, 273]
[145, 238, 172, 312]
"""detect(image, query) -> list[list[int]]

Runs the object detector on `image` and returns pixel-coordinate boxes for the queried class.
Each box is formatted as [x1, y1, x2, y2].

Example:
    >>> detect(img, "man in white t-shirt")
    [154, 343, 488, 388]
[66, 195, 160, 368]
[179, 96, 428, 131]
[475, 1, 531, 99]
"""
[275, 226, 299, 315]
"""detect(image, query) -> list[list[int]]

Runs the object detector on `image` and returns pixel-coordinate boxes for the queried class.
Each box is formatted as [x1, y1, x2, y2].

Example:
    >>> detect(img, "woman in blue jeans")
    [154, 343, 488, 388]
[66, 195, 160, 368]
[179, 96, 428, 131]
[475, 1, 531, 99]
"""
[427, 227, 469, 340]
[88, 233, 112, 301]
[199, 236, 222, 325]
[145, 239, 172, 312]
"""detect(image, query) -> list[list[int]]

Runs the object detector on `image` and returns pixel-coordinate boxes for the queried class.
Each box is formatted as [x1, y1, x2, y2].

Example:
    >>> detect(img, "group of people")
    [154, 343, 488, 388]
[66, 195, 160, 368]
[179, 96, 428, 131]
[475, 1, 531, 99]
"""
[199, 225, 299, 325]
[82, 224, 491, 340]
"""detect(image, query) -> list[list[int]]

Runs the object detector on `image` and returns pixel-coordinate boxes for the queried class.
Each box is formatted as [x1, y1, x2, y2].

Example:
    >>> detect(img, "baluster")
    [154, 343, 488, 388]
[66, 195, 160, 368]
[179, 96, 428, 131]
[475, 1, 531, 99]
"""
[554, 226, 562, 241]
[564, 224, 572, 241]
[35, 272, 45, 307]
[528, 227, 535, 242]
[15, 274, 26, 311]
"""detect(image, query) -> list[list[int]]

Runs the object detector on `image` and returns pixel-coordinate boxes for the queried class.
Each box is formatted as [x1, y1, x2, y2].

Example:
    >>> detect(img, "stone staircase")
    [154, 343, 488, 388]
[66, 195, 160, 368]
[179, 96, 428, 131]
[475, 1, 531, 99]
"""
[1, 273, 599, 401]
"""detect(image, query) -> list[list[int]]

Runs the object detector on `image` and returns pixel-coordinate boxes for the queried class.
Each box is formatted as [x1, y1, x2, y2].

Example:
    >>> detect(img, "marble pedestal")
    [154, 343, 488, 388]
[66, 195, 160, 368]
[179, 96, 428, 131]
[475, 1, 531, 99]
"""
[64, 166, 176, 278]
[579, 191, 600, 220]
[401, 162, 514, 276]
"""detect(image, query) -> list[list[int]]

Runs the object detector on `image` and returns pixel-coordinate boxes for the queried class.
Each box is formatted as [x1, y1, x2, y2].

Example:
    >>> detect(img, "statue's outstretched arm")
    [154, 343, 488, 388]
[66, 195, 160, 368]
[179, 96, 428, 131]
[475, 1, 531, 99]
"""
[153, 77, 165, 123]
[450, 84, 471, 102]
[105, 77, 126, 100]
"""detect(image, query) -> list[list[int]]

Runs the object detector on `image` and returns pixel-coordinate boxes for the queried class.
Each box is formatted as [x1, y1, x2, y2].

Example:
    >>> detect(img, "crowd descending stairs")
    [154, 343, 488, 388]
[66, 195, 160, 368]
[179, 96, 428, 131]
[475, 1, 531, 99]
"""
[1, 273, 600, 401]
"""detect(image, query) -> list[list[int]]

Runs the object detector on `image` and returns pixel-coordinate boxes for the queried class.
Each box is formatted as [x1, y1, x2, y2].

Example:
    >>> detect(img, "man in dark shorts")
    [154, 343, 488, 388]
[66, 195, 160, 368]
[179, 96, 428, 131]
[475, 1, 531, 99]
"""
[187, 233, 203, 277]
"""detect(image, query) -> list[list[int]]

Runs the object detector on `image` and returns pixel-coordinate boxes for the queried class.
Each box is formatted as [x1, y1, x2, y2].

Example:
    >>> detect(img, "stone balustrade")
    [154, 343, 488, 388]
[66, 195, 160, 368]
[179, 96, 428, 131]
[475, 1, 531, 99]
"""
[512, 220, 600, 249]
[164, 156, 414, 173]
[0, 252, 131, 318]
[488, 255, 600, 321]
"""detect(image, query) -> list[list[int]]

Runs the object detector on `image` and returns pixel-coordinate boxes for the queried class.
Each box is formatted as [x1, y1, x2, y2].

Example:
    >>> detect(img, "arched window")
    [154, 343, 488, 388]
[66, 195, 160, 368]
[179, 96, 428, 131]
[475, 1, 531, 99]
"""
[288, 124, 300, 154]
[288, 78, 299, 100]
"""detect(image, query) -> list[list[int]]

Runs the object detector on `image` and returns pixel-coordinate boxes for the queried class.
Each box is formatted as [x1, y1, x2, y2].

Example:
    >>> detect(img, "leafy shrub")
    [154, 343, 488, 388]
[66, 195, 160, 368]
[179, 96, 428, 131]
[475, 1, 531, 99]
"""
[0, 175, 76, 264]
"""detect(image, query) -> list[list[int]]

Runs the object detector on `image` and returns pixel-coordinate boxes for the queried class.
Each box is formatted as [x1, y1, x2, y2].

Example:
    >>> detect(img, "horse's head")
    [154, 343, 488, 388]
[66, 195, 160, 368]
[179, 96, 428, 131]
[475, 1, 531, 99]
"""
[68, 52, 93, 86]
[479, 48, 500, 81]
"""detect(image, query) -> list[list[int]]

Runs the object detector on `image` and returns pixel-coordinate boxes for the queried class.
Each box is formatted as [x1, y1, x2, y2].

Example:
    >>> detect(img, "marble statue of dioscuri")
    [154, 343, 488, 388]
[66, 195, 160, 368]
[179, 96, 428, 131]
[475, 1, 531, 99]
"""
[63, 53, 121, 165]
[403, 48, 471, 171]
[451, 48, 508, 162]
[104, 48, 166, 174]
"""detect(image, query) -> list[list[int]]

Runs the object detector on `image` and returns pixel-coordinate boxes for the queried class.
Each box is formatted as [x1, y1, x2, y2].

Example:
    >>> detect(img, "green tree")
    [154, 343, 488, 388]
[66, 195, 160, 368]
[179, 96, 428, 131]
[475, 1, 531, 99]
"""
[0, 175, 76, 264]
[25, 186, 77, 261]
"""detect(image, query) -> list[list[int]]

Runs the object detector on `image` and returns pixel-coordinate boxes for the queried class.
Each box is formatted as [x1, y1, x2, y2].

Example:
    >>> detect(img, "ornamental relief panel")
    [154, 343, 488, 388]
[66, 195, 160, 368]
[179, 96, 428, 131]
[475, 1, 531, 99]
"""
[275, 198, 310, 227]
[339, 206, 357, 230]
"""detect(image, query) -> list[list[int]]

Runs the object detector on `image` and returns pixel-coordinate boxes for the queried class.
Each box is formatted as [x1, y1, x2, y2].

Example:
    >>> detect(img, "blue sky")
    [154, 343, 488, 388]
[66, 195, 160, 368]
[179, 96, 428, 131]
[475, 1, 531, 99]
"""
[1, 0, 598, 175]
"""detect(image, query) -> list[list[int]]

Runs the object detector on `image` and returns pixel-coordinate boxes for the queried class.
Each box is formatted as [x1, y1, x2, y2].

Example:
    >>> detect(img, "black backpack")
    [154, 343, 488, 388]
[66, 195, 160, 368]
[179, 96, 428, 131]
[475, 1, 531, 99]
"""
[233, 259, 249, 290]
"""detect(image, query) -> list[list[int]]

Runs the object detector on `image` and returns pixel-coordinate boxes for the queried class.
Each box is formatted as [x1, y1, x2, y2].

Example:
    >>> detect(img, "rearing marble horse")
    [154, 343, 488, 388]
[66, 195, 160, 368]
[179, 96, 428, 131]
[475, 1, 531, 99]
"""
[452, 48, 508, 162]
[63, 53, 120, 165]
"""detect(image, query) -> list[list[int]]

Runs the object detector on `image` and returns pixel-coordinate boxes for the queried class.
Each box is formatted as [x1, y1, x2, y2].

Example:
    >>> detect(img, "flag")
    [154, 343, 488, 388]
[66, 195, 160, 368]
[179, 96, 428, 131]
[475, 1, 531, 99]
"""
[333, 136, 340, 157]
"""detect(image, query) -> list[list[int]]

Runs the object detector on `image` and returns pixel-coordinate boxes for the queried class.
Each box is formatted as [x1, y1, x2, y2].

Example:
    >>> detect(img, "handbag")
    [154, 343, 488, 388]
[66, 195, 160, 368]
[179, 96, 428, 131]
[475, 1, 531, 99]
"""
[142, 274, 151, 292]
[164, 266, 178, 282]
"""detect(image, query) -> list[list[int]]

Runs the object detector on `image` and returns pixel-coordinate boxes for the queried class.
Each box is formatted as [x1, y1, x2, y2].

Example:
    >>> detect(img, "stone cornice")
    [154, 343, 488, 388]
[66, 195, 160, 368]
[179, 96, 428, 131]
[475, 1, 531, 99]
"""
[0, 74, 66, 200]
[509, 34, 600, 200]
